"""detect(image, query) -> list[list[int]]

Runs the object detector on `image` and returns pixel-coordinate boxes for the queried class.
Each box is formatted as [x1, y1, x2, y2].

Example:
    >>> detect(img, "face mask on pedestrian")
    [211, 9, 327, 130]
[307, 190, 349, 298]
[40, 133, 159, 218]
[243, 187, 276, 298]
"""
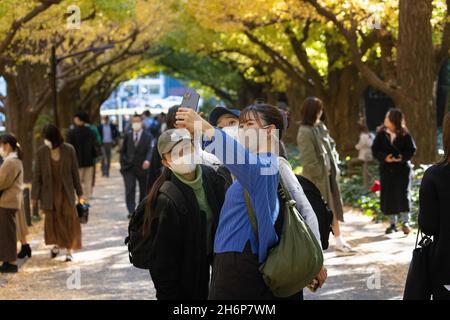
[132, 122, 142, 132]
[239, 126, 273, 154]
[44, 139, 53, 149]
[169, 153, 197, 175]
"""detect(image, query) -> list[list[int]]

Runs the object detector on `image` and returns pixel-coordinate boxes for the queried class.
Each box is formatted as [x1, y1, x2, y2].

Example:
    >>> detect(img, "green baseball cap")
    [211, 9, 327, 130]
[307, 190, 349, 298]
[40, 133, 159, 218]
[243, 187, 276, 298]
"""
[157, 128, 192, 158]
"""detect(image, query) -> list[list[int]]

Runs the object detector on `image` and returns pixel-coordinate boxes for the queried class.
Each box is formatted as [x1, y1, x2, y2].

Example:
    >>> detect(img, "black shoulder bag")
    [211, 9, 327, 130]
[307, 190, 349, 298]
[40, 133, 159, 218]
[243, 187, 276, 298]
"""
[403, 229, 433, 300]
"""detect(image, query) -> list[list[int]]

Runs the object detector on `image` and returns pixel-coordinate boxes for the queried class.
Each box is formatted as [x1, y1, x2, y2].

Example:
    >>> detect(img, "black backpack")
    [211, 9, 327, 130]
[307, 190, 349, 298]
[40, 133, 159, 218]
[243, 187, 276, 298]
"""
[124, 181, 186, 269]
[296, 175, 333, 250]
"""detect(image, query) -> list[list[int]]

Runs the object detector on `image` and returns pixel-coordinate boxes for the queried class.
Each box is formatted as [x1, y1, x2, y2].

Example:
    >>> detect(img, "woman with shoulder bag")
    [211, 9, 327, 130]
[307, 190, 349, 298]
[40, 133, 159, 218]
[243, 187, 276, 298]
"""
[417, 112, 450, 300]
[32, 124, 84, 262]
[0, 134, 24, 273]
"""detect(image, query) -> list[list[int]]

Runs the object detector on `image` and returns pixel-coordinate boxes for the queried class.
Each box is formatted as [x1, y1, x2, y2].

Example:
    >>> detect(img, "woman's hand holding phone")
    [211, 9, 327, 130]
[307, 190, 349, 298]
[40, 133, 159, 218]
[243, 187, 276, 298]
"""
[176, 108, 215, 139]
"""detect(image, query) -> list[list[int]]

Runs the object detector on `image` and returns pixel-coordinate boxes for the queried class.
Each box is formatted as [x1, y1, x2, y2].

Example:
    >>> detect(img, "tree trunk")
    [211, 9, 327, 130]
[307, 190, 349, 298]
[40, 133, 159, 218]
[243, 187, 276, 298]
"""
[284, 81, 307, 144]
[325, 65, 368, 157]
[57, 83, 81, 130]
[396, 0, 437, 164]
[4, 64, 48, 182]
[236, 82, 264, 107]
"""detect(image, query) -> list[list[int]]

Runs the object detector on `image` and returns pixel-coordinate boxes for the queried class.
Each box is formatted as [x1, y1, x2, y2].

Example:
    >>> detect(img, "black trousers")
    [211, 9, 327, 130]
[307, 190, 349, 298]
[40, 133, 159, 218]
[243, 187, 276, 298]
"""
[208, 242, 303, 300]
[0, 208, 17, 262]
[101, 143, 113, 176]
[122, 168, 148, 214]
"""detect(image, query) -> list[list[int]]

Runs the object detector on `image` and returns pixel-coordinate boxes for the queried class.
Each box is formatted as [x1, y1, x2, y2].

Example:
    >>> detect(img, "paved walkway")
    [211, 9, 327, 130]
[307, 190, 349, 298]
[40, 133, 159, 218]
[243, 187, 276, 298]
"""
[0, 164, 416, 300]
[0, 163, 155, 300]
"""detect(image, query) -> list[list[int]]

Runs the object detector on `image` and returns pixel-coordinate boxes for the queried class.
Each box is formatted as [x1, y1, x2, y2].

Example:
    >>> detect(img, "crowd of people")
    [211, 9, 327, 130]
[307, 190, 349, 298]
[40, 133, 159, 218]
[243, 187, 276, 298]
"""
[0, 97, 448, 301]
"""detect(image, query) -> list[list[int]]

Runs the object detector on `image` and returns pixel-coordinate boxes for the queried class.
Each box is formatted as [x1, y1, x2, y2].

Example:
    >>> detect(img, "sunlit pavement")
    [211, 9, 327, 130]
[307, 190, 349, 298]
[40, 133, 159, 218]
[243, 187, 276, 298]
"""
[0, 162, 155, 300]
[0, 164, 416, 300]
[305, 210, 416, 300]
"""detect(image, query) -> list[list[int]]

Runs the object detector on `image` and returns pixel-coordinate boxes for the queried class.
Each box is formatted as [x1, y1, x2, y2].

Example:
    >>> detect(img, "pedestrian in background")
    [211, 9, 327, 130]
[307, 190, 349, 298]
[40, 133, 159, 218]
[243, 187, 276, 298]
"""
[32, 124, 83, 262]
[297, 97, 353, 253]
[147, 106, 179, 191]
[0, 134, 24, 273]
[418, 112, 450, 300]
[372, 108, 416, 235]
[98, 115, 119, 178]
[66, 112, 98, 202]
[120, 114, 153, 219]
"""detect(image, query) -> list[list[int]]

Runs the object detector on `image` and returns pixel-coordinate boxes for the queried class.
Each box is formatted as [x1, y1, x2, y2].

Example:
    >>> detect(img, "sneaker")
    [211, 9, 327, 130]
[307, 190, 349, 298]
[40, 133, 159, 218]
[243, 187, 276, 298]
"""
[0, 262, 18, 273]
[385, 224, 398, 234]
[50, 246, 60, 259]
[335, 242, 356, 254]
[402, 223, 411, 235]
[17, 244, 32, 259]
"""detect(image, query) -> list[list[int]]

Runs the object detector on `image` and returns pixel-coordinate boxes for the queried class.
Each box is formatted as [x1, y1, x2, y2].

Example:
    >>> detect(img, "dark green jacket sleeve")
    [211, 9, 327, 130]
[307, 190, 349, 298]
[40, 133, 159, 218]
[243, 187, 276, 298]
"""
[297, 128, 323, 179]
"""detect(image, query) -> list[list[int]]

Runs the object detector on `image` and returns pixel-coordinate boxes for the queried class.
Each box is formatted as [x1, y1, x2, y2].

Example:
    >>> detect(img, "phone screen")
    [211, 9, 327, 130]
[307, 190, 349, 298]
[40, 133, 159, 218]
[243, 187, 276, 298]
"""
[180, 89, 200, 112]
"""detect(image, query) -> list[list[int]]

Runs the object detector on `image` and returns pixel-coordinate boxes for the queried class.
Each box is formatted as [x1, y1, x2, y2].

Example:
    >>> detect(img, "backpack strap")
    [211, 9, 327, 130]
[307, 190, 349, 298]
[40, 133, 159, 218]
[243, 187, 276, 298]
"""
[244, 180, 295, 241]
[159, 181, 188, 215]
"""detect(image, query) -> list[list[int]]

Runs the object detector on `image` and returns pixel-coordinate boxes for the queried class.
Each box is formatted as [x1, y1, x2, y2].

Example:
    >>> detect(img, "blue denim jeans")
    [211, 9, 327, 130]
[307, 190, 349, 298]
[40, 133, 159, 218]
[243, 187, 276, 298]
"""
[389, 212, 411, 225]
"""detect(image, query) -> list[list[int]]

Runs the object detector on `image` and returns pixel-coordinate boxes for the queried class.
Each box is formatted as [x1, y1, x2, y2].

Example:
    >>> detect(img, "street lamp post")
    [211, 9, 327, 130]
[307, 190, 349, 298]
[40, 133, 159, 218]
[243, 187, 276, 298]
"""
[50, 44, 114, 127]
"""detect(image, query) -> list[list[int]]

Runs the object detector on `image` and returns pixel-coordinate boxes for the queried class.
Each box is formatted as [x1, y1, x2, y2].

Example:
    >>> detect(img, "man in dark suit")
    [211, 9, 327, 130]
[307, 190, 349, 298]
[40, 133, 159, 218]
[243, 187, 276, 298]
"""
[66, 112, 98, 203]
[120, 113, 153, 219]
[98, 115, 120, 177]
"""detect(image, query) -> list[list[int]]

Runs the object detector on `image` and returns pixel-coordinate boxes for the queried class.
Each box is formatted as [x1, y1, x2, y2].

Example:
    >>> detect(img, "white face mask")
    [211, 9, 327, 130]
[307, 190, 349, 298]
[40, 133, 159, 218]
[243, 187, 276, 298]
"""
[132, 122, 142, 132]
[169, 154, 197, 175]
[239, 126, 273, 154]
[0, 146, 6, 158]
[44, 139, 53, 149]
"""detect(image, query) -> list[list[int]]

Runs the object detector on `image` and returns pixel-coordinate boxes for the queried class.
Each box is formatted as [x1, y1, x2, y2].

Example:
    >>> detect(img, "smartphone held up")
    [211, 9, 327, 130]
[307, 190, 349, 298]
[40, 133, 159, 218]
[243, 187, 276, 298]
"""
[180, 88, 200, 112]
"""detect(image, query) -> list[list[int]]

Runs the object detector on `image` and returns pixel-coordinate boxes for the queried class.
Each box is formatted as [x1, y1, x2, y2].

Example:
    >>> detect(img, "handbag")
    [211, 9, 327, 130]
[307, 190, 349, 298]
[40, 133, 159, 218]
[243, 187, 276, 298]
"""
[244, 178, 324, 297]
[76, 202, 89, 224]
[403, 229, 433, 300]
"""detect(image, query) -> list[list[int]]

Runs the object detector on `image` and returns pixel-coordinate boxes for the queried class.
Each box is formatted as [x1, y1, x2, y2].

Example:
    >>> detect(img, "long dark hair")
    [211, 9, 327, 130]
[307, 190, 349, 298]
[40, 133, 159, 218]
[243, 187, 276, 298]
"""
[143, 166, 172, 233]
[438, 112, 450, 166]
[166, 105, 180, 130]
[0, 134, 23, 160]
[378, 108, 408, 136]
[239, 103, 285, 138]
[300, 97, 324, 126]
[42, 124, 64, 149]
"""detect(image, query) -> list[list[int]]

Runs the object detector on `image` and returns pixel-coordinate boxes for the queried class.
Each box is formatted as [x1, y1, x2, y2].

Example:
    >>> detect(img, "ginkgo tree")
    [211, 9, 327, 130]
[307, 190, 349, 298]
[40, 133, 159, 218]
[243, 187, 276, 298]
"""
[166, 0, 380, 154]
[0, 0, 174, 180]
[302, 0, 450, 163]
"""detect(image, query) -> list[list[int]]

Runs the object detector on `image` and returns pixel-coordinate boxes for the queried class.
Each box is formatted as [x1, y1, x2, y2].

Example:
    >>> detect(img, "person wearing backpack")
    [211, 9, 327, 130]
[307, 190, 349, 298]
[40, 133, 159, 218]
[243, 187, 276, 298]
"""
[138, 128, 225, 300]
[176, 103, 326, 300]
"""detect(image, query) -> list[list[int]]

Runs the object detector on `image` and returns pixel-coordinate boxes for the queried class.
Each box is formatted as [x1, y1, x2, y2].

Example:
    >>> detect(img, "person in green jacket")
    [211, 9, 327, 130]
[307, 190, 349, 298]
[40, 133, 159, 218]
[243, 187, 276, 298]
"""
[297, 97, 354, 254]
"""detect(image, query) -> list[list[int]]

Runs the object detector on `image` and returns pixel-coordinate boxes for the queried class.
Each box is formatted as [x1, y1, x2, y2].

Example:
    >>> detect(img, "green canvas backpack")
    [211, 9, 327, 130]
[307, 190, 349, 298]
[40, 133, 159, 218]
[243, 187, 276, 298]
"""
[244, 178, 324, 297]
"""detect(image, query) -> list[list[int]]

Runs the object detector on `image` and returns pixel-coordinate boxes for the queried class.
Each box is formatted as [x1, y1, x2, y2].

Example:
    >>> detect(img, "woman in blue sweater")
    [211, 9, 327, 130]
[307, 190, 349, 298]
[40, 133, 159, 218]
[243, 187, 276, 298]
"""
[176, 103, 326, 300]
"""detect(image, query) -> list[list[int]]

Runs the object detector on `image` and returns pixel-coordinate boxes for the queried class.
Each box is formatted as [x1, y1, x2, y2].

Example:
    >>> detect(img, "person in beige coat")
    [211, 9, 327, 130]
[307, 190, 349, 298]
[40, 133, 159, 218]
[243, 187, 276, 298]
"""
[297, 97, 354, 254]
[32, 124, 84, 262]
[0, 134, 24, 273]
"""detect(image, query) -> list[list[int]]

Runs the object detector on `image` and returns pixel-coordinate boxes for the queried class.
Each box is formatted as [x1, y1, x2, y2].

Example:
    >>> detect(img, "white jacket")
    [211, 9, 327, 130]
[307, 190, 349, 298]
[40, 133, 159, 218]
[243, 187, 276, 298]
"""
[355, 132, 374, 162]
